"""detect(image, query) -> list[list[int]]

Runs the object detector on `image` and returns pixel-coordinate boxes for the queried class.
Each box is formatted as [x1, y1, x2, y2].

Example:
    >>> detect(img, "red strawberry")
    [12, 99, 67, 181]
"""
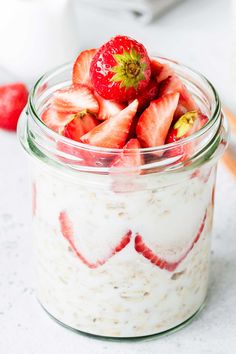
[63, 111, 99, 142]
[94, 92, 125, 120]
[150, 58, 164, 78]
[135, 211, 207, 272]
[72, 49, 97, 89]
[0, 83, 28, 131]
[157, 63, 174, 83]
[111, 138, 142, 169]
[52, 84, 99, 114]
[41, 107, 73, 133]
[159, 75, 198, 118]
[165, 111, 208, 158]
[59, 211, 132, 268]
[136, 79, 159, 113]
[136, 93, 179, 148]
[90, 35, 151, 102]
[81, 99, 138, 148]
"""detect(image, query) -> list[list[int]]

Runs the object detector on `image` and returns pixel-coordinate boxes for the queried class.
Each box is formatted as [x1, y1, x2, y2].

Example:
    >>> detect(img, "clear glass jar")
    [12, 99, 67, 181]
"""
[18, 58, 229, 339]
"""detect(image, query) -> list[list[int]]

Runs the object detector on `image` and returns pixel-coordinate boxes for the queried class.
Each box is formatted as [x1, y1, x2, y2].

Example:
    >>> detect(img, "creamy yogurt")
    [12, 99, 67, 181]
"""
[32, 160, 215, 337]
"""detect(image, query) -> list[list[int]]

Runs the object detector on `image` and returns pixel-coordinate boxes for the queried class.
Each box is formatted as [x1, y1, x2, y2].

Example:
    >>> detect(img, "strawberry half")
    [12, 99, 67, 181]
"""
[80, 99, 138, 148]
[165, 110, 208, 158]
[72, 49, 97, 89]
[136, 93, 179, 148]
[90, 35, 151, 102]
[159, 75, 198, 118]
[59, 211, 132, 268]
[63, 111, 99, 142]
[111, 138, 143, 170]
[135, 211, 207, 272]
[94, 92, 125, 120]
[0, 83, 28, 131]
[41, 107, 73, 133]
[52, 84, 99, 114]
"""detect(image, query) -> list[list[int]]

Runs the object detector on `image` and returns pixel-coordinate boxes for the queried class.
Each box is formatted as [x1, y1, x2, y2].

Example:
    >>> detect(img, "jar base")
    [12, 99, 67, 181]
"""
[39, 299, 206, 341]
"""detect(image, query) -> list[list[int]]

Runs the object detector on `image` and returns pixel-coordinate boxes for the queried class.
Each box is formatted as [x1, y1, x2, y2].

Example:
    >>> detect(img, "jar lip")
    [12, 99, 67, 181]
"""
[28, 56, 221, 155]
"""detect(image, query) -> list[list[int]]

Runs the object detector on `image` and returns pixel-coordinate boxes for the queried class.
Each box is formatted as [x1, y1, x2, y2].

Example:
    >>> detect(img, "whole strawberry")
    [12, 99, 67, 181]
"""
[0, 83, 28, 131]
[90, 35, 151, 102]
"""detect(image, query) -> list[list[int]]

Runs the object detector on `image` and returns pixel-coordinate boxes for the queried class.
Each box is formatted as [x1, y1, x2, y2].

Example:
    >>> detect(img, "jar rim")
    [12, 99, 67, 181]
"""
[28, 57, 221, 154]
[18, 56, 228, 174]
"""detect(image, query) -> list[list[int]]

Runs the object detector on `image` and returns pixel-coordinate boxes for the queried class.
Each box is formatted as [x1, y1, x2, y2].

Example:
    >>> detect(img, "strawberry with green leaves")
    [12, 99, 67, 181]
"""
[40, 35, 208, 165]
[90, 35, 151, 102]
[42, 84, 99, 134]
[63, 111, 99, 142]
[165, 110, 208, 158]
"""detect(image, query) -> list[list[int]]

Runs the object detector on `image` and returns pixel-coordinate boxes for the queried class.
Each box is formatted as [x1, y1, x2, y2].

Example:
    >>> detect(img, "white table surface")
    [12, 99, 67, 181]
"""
[1, 1, 236, 353]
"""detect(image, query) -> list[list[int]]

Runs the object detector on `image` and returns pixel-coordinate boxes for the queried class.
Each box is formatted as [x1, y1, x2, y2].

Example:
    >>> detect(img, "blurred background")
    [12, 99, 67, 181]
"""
[0, 0, 233, 107]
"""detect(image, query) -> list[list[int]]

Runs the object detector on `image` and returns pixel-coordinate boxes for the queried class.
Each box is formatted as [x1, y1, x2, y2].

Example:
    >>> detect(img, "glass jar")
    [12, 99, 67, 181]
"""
[18, 58, 229, 339]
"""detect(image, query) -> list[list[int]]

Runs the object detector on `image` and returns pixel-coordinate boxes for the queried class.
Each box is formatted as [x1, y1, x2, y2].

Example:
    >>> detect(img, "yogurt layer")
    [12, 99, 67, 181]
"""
[32, 161, 215, 337]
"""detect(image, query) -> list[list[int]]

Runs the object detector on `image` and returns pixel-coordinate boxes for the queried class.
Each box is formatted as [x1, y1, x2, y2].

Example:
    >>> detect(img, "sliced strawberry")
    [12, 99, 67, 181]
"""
[135, 211, 207, 272]
[136, 79, 159, 113]
[159, 75, 182, 95]
[136, 93, 179, 148]
[72, 49, 97, 89]
[157, 63, 174, 83]
[32, 182, 36, 216]
[81, 99, 138, 148]
[111, 138, 142, 169]
[151, 59, 174, 84]
[63, 111, 99, 142]
[165, 111, 208, 158]
[59, 211, 132, 268]
[150, 58, 164, 78]
[41, 107, 73, 133]
[52, 84, 99, 114]
[94, 92, 125, 120]
[159, 75, 198, 118]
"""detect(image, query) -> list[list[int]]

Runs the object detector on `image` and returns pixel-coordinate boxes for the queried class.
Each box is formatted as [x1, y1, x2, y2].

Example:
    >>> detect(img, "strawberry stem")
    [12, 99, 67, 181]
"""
[174, 111, 197, 138]
[111, 49, 146, 90]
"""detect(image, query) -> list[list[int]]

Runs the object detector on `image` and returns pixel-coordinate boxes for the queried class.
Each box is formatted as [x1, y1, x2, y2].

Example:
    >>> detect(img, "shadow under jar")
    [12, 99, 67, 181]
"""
[18, 57, 229, 339]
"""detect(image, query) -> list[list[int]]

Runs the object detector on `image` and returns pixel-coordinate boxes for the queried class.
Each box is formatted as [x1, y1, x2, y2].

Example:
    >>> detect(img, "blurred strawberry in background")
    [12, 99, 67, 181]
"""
[0, 0, 78, 132]
[0, 83, 28, 131]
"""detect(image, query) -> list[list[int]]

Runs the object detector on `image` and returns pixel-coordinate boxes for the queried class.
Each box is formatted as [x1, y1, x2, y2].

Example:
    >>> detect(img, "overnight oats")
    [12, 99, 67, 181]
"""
[18, 35, 229, 338]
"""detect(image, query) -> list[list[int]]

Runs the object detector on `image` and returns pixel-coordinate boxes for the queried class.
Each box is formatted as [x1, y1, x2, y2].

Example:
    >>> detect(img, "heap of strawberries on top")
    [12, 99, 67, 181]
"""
[42, 35, 208, 165]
